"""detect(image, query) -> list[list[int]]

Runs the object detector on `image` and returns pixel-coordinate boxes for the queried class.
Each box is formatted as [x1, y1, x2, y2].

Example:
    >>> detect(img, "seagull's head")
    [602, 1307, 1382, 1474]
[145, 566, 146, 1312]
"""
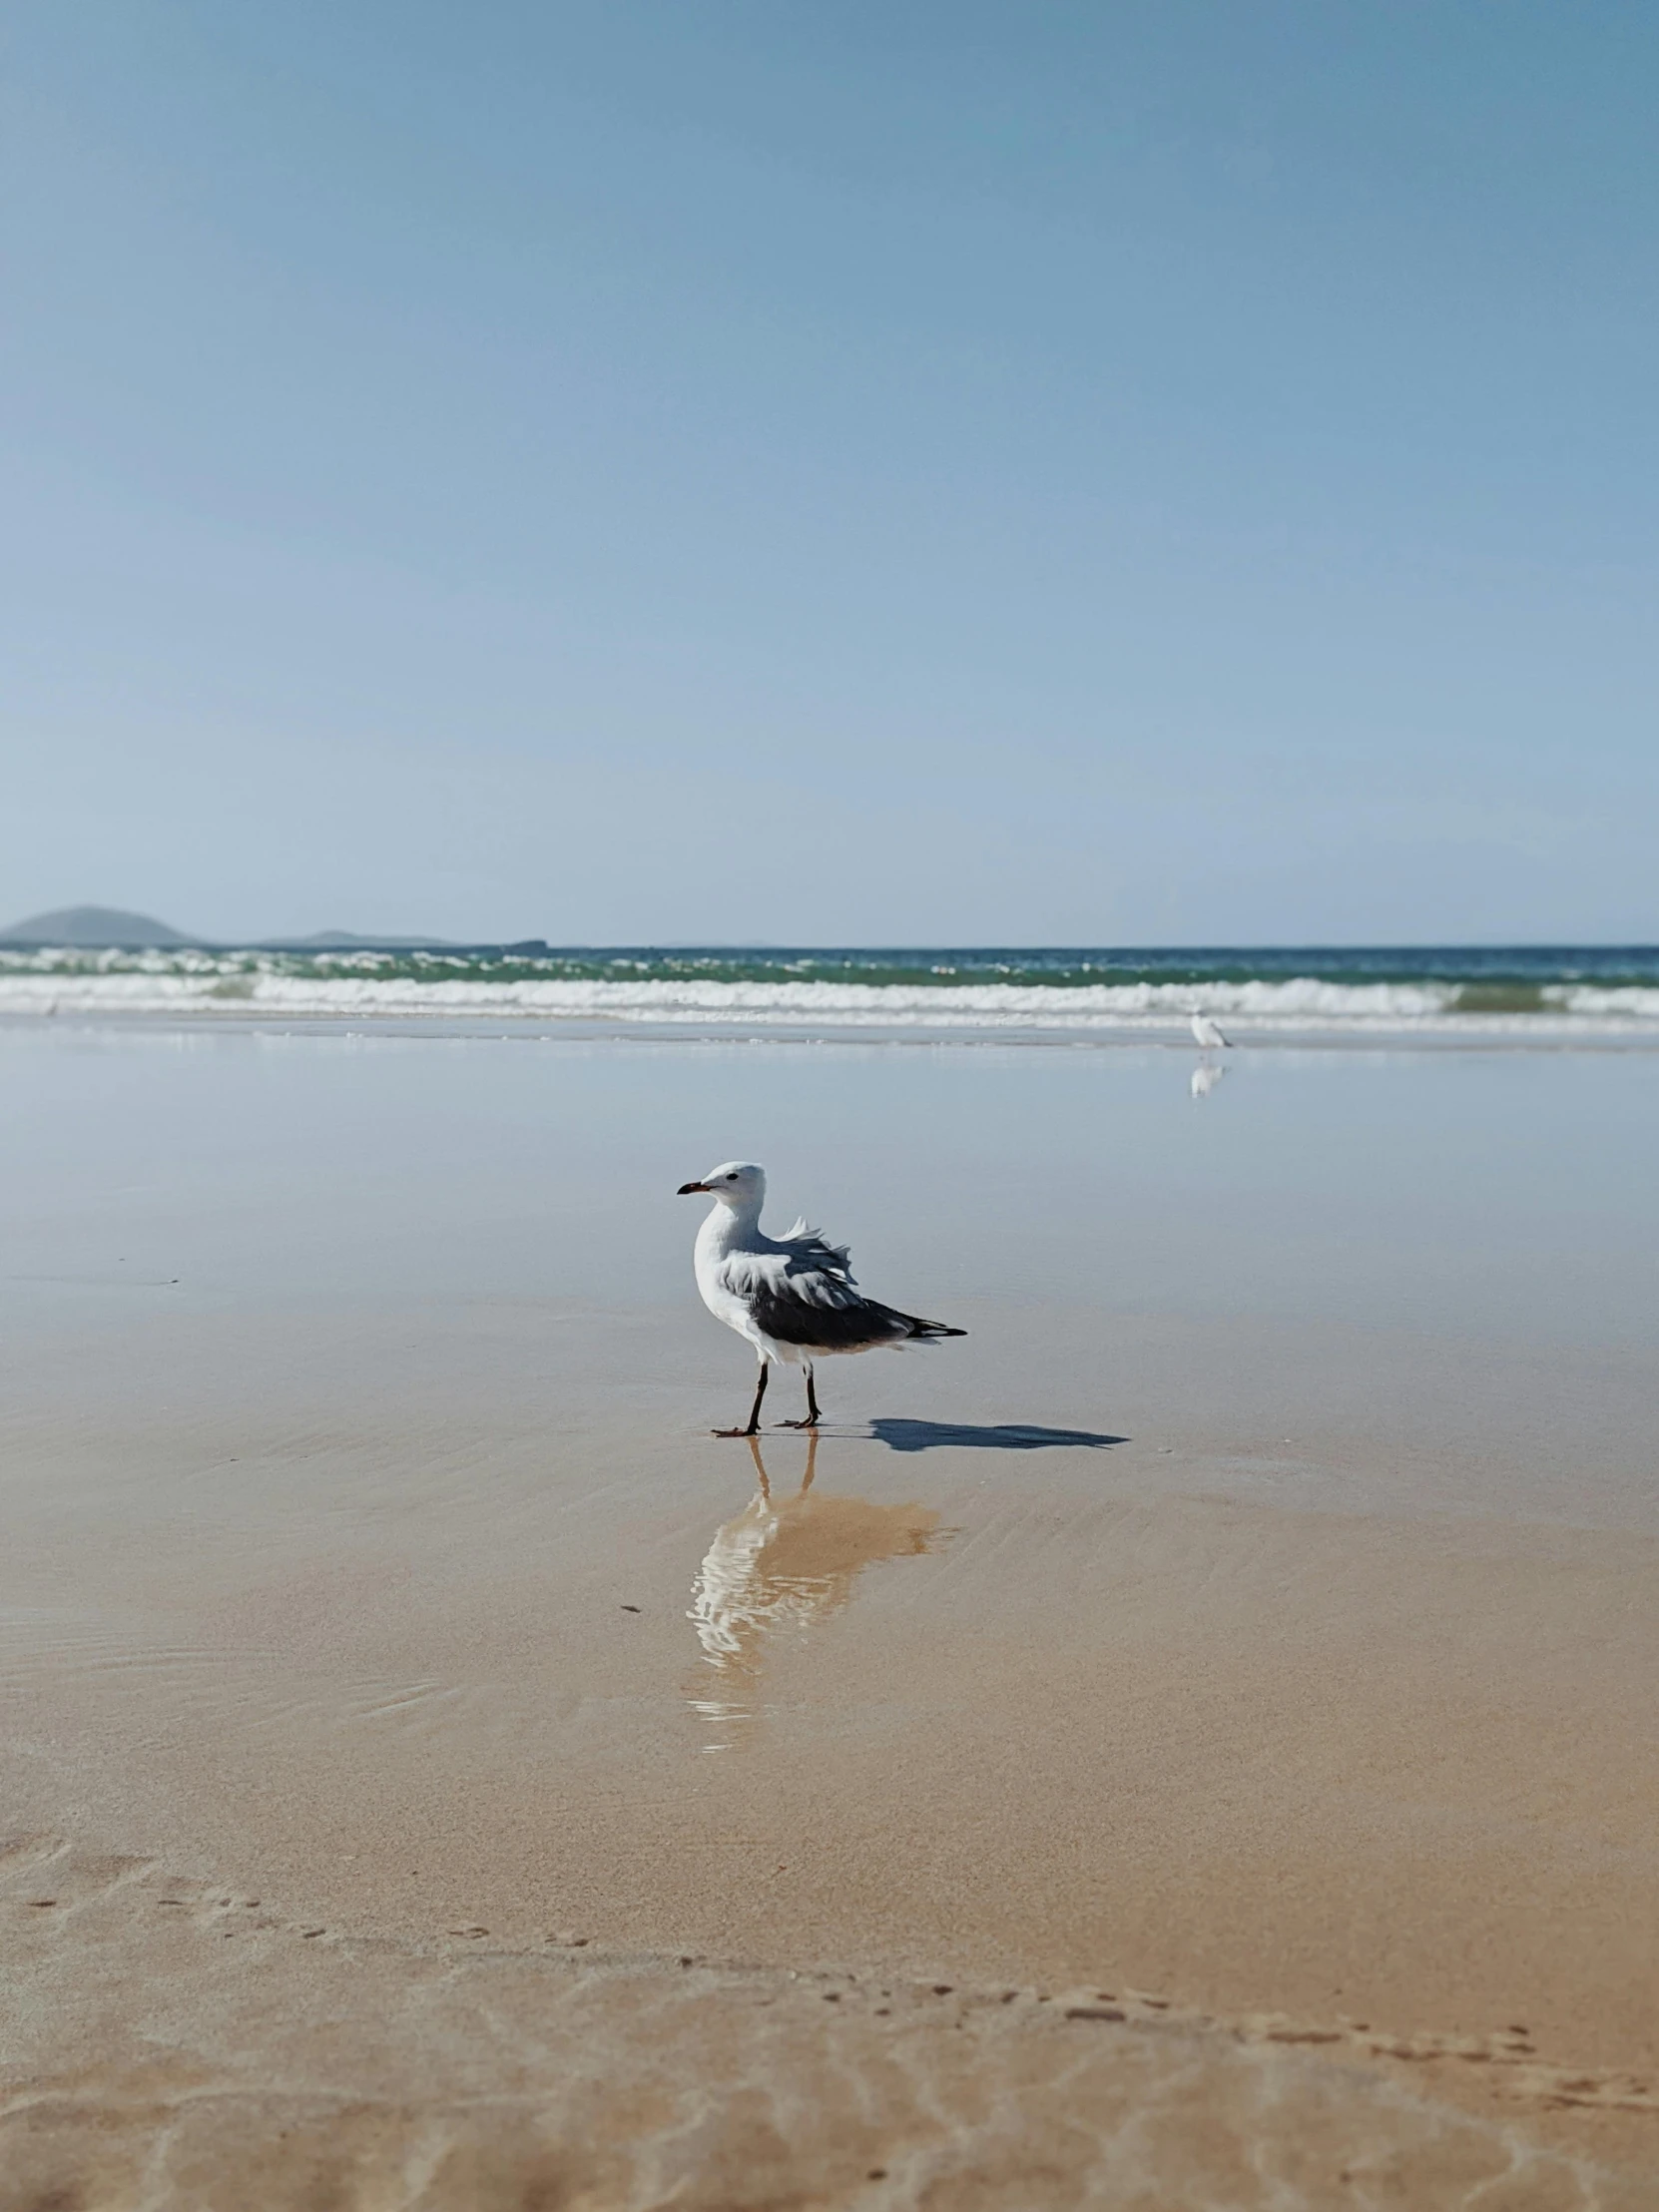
[677, 1160, 767, 1210]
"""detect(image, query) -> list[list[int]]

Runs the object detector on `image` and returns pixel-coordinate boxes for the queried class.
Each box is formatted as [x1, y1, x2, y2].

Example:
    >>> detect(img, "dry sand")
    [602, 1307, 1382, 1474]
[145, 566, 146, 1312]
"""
[4, 1029, 1658, 2204]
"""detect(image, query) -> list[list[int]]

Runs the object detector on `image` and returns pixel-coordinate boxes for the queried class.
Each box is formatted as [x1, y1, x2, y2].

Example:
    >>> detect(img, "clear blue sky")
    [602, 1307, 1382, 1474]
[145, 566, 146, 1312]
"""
[3, 2, 1655, 943]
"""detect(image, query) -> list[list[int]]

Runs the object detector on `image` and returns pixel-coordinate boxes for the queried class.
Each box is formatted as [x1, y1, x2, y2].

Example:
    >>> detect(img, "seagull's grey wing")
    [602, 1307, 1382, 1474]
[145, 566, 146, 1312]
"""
[718, 1251, 909, 1351]
[776, 1218, 855, 1282]
[718, 1249, 963, 1351]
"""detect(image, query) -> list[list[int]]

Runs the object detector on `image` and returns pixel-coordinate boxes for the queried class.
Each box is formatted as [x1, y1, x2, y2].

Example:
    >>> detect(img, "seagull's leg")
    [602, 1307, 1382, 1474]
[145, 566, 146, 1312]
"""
[746, 1364, 770, 1435]
[715, 1363, 769, 1438]
[782, 1363, 822, 1428]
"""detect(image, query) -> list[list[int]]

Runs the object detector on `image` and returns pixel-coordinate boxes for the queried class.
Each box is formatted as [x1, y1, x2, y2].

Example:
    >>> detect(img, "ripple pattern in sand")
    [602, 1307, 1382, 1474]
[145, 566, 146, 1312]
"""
[4, 1838, 1653, 2212]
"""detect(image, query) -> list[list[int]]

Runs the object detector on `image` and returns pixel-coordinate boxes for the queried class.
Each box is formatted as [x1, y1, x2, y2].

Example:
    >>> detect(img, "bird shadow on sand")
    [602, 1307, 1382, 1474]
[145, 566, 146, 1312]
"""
[867, 1419, 1128, 1454]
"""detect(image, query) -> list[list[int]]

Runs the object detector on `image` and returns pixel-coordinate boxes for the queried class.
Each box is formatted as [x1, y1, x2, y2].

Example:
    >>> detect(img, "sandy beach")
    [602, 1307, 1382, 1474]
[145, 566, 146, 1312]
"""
[5, 1023, 1658, 2206]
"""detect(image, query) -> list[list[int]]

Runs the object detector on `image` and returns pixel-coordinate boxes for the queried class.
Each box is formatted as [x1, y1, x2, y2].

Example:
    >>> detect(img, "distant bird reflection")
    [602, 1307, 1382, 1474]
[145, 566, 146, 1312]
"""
[687, 1432, 941, 1751]
[1190, 1059, 1228, 1100]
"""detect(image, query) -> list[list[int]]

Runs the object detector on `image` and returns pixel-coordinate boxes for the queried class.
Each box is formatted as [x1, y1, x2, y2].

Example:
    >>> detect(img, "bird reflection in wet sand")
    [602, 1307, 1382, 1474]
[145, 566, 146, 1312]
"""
[1190, 1059, 1228, 1100]
[687, 1433, 941, 1751]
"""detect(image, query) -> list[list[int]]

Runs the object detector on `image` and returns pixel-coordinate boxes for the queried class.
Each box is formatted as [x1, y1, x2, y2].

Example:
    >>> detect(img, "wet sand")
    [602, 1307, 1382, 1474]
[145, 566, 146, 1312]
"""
[4, 1026, 1658, 2203]
[11, 1838, 1654, 2212]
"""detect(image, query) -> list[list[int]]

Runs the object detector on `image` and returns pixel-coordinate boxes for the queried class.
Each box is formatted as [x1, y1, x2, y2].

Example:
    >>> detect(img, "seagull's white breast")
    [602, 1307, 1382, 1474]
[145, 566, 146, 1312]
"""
[694, 1207, 772, 1354]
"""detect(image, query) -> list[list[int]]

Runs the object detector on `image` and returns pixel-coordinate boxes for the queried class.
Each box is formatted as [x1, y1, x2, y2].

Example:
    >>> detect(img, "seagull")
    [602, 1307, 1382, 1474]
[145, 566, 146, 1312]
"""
[1190, 1011, 1232, 1051]
[677, 1162, 965, 1435]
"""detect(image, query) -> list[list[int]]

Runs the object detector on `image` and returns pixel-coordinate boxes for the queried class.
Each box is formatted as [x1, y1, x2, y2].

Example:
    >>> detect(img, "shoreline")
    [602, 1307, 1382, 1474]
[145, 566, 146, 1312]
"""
[7, 1008, 1659, 1050]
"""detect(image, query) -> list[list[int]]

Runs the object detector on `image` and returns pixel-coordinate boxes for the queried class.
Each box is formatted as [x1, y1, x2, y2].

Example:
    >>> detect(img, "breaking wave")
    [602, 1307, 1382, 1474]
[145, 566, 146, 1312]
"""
[3, 945, 1659, 1034]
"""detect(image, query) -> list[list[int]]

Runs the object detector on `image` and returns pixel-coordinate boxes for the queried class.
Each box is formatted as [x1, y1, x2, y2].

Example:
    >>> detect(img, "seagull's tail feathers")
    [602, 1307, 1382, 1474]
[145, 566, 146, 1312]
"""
[885, 1309, 967, 1341]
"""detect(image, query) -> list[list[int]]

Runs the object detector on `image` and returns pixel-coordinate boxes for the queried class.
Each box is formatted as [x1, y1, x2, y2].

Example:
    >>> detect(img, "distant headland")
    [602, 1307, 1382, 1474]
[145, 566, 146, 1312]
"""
[0, 905, 193, 948]
[0, 906, 517, 952]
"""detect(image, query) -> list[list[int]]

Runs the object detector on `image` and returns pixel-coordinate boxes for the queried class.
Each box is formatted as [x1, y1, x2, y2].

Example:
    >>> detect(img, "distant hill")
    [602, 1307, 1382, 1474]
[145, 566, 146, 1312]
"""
[0, 904, 192, 948]
[0, 908, 511, 951]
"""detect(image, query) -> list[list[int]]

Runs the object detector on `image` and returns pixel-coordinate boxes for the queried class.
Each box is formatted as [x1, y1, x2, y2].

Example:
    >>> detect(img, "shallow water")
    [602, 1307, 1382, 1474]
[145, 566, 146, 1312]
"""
[4, 1018, 1658, 1362]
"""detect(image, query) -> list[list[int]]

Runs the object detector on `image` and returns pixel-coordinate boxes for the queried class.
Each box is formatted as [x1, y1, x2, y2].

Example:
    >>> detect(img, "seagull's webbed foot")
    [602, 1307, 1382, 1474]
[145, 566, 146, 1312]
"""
[779, 1414, 821, 1428]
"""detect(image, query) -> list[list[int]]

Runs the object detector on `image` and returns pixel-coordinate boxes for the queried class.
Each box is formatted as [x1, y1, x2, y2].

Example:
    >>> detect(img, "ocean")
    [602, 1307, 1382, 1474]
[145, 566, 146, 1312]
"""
[3, 942, 1658, 1034]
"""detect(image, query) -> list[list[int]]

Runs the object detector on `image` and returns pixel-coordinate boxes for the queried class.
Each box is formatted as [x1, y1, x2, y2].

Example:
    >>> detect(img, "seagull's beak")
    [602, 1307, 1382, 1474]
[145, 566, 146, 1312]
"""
[677, 1181, 710, 1195]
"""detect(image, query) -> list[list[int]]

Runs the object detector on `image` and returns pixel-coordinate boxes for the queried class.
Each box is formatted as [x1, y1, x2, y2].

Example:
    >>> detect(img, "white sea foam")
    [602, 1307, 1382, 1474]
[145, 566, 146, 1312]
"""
[3, 958, 1658, 1034]
[1560, 985, 1659, 1020]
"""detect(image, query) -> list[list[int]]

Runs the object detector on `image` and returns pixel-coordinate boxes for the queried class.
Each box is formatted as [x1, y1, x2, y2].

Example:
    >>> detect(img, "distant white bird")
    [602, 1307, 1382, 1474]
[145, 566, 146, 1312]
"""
[677, 1162, 965, 1435]
[1190, 1011, 1232, 1051]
